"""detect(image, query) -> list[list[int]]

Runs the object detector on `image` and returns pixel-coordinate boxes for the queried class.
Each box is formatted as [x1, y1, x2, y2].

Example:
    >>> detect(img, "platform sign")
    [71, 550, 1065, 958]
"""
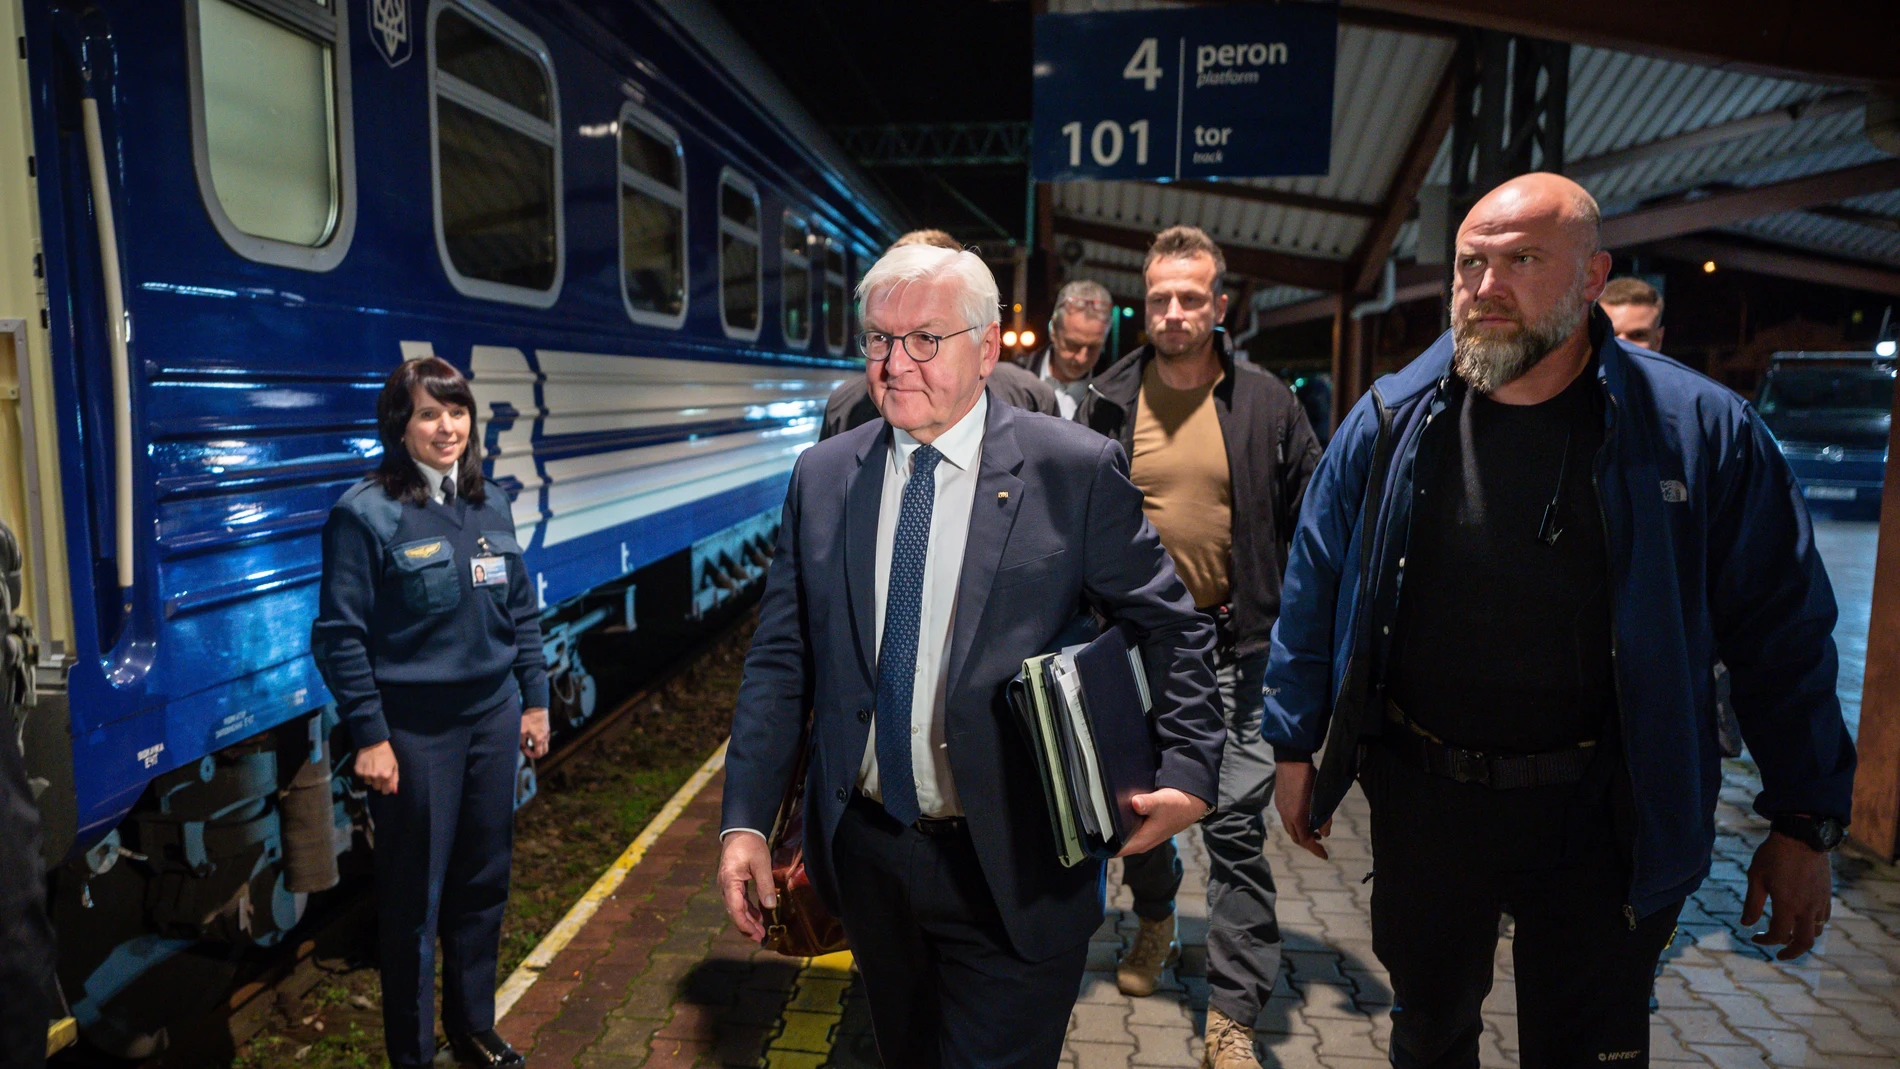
[1032, 5, 1336, 181]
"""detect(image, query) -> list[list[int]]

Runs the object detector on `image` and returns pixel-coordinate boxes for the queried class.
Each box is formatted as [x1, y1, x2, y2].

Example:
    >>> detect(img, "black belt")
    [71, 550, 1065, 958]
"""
[911, 814, 968, 838]
[1204, 602, 1236, 650]
[1384, 701, 1597, 790]
[851, 791, 968, 837]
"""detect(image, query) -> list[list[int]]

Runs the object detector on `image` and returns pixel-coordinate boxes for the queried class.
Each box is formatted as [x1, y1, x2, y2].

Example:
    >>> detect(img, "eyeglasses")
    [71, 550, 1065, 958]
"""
[857, 325, 981, 362]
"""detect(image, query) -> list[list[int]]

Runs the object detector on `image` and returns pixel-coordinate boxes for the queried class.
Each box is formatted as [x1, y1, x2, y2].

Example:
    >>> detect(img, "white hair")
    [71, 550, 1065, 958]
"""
[855, 243, 1000, 333]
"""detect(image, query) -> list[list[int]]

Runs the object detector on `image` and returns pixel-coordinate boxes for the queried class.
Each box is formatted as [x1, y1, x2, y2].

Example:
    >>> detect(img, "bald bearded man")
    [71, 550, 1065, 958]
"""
[1263, 174, 1854, 1068]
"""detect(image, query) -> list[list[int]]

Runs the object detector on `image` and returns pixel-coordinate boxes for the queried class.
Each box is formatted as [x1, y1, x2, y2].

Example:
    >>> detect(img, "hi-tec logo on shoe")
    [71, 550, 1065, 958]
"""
[371, 0, 412, 68]
[1598, 1051, 1641, 1062]
[1660, 479, 1690, 503]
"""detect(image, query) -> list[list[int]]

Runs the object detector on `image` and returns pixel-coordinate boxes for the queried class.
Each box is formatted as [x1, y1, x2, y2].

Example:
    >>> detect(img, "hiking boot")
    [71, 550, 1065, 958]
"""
[1201, 1007, 1263, 1069]
[1116, 914, 1179, 997]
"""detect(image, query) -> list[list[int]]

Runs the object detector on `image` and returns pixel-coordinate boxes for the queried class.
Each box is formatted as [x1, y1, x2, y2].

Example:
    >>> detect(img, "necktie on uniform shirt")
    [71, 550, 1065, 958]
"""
[441, 475, 455, 505]
[874, 444, 942, 828]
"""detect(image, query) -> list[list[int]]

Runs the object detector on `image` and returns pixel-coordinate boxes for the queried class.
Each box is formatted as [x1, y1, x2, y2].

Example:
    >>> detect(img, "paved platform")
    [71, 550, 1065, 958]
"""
[496, 761, 1900, 1068]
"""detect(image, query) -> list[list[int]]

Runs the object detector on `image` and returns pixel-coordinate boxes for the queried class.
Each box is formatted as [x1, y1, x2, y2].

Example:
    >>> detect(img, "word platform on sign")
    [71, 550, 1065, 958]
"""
[1032, 4, 1336, 182]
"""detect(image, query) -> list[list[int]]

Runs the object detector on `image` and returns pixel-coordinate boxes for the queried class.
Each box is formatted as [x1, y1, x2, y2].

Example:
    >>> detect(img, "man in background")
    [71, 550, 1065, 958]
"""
[1022, 279, 1114, 418]
[1599, 276, 1665, 351]
[1077, 226, 1321, 1069]
[821, 230, 1059, 439]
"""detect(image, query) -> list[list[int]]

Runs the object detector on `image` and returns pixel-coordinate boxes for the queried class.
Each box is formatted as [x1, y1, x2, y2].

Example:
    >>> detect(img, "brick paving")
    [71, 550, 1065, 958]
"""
[497, 761, 1900, 1067]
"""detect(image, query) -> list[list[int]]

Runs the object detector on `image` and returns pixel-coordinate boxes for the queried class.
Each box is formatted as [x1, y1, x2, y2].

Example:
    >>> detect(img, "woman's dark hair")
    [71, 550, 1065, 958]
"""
[372, 357, 487, 506]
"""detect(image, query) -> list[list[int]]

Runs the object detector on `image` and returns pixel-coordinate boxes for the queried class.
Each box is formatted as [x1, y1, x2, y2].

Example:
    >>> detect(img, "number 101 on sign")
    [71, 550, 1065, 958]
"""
[1059, 119, 1151, 168]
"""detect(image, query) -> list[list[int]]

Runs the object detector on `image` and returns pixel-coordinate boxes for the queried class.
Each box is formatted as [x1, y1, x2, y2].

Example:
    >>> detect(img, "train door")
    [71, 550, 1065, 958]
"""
[21, 0, 136, 677]
[1, 0, 80, 859]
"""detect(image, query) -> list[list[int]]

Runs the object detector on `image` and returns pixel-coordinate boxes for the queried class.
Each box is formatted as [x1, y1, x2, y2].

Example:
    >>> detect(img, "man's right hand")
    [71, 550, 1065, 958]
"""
[1274, 760, 1333, 859]
[718, 831, 778, 943]
[354, 741, 399, 795]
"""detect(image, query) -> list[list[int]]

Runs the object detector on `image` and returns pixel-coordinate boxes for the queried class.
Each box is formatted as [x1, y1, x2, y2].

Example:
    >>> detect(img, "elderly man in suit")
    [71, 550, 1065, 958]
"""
[719, 242, 1224, 1068]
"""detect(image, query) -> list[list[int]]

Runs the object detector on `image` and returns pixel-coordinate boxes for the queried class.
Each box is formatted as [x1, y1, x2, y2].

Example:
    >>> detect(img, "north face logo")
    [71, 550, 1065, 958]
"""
[1661, 480, 1689, 503]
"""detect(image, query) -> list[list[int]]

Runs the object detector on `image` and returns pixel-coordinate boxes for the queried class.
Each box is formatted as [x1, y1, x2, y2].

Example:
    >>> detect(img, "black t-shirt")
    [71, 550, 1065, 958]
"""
[1385, 361, 1614, 753]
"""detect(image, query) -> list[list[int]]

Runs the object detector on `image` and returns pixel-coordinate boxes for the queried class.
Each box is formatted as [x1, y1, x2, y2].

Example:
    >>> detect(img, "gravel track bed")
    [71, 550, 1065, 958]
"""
[152, 612, 755, 1069]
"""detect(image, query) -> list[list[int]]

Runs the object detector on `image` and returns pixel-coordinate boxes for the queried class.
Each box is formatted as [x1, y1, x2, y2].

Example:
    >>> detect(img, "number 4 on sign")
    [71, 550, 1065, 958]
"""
[1124, 37, 1163, 91]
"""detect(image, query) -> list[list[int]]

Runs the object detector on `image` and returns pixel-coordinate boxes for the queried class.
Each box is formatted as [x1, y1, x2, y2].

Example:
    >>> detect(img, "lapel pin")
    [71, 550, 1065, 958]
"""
[997, 491, 1009, 501]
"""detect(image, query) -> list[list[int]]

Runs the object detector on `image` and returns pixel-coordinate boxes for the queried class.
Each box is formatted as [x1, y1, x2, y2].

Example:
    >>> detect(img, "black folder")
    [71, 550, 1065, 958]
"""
[1073, 624, 1158, 846]
[1007, 622, 1157, 866]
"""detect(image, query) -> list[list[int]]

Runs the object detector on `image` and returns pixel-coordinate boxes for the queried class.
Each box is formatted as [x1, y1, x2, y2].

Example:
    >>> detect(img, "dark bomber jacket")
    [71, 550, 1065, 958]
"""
[311, 476, 550, 748]
[1261, 313, 1857, 918]
[1076, 335, 1322, 657]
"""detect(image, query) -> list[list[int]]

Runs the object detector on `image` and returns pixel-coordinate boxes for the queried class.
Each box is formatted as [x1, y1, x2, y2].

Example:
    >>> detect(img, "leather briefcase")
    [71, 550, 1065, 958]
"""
[762, 733, 847, 958]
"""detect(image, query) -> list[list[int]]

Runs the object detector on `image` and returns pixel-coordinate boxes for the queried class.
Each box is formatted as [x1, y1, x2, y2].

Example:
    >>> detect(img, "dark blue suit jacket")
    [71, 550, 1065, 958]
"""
[724, 397, 1222, 960]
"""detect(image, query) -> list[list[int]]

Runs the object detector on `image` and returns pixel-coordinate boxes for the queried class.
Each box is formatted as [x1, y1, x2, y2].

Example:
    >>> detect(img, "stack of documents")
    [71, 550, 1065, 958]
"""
[1006, 624, 1157, 867]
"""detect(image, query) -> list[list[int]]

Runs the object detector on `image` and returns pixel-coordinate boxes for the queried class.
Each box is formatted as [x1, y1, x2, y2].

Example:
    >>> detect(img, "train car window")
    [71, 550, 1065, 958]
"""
[618, 106, 686, 328]
[185, 0, 356, 271]
[718, 171, 762, 340]
[851, 251, 871, 341]
[821, 235, 847, 355]
[781, 212, 812, 349]
[428, 0, 563, 307]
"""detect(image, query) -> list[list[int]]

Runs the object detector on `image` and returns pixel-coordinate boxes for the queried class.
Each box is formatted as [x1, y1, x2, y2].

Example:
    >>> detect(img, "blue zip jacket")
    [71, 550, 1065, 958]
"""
[1261, 314, 1856, 918]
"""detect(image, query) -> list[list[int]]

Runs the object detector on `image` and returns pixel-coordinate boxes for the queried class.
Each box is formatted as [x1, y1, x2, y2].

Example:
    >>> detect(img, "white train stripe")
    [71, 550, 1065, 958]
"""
[468, 346, 855, 551]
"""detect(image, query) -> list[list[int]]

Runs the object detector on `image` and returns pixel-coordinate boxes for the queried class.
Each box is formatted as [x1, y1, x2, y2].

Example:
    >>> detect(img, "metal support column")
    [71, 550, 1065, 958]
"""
[1330, 296, 1368, 431]
[1446, 30, 1570, 262]
[1851, 382, 1900, 860]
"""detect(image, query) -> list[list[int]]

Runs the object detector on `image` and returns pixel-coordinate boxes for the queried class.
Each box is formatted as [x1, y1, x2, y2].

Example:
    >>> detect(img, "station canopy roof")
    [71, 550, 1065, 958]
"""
[1046, 0, 1900, 316]
[713, 0, 1900, 312]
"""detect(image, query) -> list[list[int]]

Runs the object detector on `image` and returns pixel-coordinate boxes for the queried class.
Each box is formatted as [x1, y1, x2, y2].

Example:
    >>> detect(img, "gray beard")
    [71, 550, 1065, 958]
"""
[1452, 283, 1590, 394]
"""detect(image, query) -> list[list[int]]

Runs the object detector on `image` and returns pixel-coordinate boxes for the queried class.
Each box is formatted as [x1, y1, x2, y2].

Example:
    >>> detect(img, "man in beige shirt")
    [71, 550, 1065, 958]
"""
[1078, 227, 1321, 1069]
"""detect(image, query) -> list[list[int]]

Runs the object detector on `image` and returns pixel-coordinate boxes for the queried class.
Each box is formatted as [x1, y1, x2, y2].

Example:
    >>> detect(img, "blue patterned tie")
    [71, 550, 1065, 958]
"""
[875, 444, 942, 828]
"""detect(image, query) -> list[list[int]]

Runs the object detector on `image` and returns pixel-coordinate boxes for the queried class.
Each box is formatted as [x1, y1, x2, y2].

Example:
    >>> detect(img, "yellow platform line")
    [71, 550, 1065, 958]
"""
[46, 1016, 77, 1057]
[495, 739, 729, 1021]
[762, 950, 856, 1069]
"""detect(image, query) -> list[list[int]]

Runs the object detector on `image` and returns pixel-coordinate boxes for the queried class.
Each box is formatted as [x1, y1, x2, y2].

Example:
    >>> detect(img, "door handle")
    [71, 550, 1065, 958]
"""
[80, 85, 133, 598]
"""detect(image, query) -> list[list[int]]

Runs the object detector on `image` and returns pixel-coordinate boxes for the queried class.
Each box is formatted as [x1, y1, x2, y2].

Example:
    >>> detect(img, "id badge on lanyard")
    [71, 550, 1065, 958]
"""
[472, 536, 508, 588]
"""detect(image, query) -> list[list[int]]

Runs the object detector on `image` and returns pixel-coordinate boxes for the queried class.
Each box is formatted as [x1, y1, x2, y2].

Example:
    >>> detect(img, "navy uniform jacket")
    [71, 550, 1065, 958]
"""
[1261, 312, 1856, 919]
[311, 476, 550, 749]
[723, 400, 1223, 961]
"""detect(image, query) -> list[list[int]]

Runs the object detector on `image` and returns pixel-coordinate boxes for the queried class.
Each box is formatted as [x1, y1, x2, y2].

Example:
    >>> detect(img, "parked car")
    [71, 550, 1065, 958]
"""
[1756, 352, 1894, 518]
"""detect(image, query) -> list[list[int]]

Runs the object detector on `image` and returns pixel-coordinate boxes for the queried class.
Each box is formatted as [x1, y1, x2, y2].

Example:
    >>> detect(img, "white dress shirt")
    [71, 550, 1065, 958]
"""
[1039, 359, 1089, 420]
[415, 458, 454, 504]
[855, 392, 986, 818]
[719, 393, 987, 842]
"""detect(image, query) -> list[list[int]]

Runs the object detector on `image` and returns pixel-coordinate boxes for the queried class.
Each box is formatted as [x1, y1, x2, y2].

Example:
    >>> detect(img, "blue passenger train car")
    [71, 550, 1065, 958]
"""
[1, 0, 891, 1051]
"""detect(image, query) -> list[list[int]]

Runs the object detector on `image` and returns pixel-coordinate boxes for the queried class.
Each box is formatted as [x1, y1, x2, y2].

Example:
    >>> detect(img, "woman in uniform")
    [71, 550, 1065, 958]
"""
[312, 356, 550, 1069]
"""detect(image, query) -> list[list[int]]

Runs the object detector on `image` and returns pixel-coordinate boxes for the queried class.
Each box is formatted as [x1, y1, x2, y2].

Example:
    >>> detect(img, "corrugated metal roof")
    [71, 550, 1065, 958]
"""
[1068, 239, 1147, 303]
[1564, 47, 1826, 162]
[1250, 284, 1328, 313]
[1589, 113, 1869, 213]
[1726, 212, 1900, 266]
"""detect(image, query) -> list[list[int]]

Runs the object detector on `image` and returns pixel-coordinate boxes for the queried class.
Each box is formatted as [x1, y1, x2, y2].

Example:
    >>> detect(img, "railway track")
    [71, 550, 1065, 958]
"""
[53, 605, 757, 1068]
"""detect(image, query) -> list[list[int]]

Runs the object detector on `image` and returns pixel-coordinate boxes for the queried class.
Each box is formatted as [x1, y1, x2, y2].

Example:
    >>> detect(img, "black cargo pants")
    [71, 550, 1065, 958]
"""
[1361, 741, 1682, 1069]
[1121, 640, 1281, 1026]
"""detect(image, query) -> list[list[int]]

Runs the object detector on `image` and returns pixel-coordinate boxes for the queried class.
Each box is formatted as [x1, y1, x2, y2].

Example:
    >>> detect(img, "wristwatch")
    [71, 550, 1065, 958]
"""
[1770, 813, 1845, 852]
